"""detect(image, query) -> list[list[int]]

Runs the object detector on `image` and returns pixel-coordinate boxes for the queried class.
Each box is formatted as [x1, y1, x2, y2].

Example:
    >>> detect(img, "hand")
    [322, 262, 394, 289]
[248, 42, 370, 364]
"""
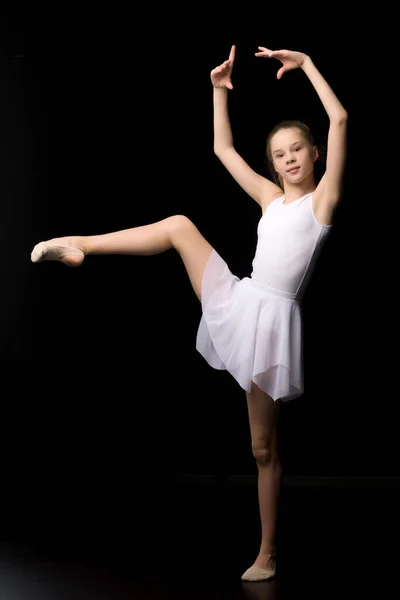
[255, 47, 308, 79]
[210, 45, 235, 90]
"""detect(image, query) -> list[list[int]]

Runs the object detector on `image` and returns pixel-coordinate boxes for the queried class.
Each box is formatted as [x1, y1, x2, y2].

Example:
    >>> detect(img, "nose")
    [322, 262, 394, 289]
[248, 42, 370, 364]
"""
[286, 154, 296, 164]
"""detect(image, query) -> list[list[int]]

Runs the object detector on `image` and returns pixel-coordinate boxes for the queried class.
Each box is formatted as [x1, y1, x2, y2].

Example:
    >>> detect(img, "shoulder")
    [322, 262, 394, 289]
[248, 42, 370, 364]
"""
[260, 186, 284, 213]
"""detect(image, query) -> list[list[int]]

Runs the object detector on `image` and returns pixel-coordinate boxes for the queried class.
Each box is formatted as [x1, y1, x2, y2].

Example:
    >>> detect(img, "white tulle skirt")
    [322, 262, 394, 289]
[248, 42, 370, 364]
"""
[196, 250, 303, 402]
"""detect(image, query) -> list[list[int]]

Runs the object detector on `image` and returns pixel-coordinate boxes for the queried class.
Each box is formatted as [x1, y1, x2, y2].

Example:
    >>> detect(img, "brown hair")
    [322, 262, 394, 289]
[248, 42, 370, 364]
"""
[266, 120, 325, 188]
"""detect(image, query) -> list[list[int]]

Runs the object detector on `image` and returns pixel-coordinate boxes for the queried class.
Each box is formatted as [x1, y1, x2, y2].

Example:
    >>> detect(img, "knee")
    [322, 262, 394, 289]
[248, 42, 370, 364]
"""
[252, 443, 280, 469]
[167, 215, 194, 236]
[165, 215, 198, 249]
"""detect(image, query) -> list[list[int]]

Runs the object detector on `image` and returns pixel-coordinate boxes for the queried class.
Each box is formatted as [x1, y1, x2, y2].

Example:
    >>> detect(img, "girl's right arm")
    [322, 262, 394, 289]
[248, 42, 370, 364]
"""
[211, 46, 283, 211]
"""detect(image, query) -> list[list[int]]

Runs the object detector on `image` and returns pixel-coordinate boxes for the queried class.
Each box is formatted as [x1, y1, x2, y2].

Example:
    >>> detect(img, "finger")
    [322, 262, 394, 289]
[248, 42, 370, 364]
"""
[255, 46, 273, 58]
[229, 45, 236, 62]
[226, 80, 233, 90]
[277, 66, 286, 79]
[271, 50, 289, 58]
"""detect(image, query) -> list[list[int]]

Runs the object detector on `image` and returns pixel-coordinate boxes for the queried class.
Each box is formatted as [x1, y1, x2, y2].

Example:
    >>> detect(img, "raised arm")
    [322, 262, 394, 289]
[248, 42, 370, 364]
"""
[300, 55, 347, 217]
[256, 47, 348, 222]
[211, 45, 283, 210]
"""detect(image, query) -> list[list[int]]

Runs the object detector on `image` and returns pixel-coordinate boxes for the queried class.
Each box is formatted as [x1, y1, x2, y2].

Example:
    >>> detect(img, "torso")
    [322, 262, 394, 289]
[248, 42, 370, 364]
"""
[262, 189, 335, 226]
[251, 193, 332, 296]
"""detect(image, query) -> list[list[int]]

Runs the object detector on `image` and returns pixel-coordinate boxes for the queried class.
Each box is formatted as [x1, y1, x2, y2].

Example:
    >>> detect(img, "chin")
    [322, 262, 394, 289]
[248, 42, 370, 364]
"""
[284, 174, 302, 183]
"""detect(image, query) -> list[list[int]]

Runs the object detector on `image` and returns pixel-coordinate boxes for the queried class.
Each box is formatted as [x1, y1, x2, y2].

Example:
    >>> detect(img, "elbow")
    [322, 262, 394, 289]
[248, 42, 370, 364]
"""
[333, 110, 348, 125]
[214, 144, 233, 158]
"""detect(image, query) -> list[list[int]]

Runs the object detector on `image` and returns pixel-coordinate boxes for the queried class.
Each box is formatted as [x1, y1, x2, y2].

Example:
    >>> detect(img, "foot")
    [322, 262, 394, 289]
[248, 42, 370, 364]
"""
[31, 236, 85, 267]
[241, 551, 276, 582]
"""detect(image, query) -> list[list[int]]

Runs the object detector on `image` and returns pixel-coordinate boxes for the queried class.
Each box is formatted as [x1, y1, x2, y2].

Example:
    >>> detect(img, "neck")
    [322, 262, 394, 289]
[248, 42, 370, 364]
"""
[283, 176, 315, 203]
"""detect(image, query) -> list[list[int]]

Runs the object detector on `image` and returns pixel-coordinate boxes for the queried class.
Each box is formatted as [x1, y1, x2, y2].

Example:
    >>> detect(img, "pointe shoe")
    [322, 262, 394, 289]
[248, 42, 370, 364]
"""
[31, 241, 85, 266]
[241, 564, 276, 582]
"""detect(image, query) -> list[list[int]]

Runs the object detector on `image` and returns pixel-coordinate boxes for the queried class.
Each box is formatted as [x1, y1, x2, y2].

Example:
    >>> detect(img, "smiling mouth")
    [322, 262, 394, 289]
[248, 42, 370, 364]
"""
[287, 167, 300, 173]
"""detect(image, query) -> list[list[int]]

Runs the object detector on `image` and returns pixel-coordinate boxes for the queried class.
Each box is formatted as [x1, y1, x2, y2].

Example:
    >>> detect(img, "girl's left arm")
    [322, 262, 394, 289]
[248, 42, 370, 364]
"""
[256, 47, 348, 222]
[300, 56, 348, 220]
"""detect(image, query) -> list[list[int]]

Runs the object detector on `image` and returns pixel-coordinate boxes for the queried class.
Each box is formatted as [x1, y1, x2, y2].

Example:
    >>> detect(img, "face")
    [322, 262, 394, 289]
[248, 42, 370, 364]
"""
[270, 128, 317, 184]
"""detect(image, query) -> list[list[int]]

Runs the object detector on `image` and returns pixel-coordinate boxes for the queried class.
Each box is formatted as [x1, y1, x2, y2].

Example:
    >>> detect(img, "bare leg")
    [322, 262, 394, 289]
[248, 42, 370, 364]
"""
[241, 382, 282, 581]
[31, 215, 213, 300]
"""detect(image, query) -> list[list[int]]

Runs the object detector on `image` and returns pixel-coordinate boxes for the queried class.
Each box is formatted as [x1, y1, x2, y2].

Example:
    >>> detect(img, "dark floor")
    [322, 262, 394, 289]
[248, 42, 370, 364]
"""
[1, 475, 399, 599]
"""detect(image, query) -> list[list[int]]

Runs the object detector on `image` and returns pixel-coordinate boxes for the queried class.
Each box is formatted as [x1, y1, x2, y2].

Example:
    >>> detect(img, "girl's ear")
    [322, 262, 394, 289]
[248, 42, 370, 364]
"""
[313, 145, 319, 162]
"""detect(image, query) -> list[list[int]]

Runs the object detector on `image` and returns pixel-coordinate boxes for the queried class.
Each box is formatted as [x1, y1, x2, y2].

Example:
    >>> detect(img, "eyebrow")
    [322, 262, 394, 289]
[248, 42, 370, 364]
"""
[272, 141, 303, 155]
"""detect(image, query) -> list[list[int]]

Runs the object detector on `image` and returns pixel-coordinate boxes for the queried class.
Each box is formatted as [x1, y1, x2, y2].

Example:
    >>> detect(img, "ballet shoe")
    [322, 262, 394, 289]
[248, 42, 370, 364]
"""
[31, 241, 84, 266]
[241, 564, 276, 582]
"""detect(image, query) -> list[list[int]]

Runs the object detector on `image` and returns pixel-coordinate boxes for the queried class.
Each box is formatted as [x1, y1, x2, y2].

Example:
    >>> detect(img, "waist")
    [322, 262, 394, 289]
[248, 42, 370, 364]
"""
[249, 277, 302, 302]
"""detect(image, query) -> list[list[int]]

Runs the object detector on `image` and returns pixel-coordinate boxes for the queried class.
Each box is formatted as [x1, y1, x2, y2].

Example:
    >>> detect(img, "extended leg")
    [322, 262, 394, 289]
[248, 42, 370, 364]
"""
[31, 215, 213, 301]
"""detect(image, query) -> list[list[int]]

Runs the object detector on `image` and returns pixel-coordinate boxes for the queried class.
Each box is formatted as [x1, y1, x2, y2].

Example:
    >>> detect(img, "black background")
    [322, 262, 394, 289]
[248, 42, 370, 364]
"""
[0, 4, 394, 535]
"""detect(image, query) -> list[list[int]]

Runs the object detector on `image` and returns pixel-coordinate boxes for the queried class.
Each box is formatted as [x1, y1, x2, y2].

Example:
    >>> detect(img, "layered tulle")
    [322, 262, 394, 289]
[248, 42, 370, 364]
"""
[196, 250, 303, 401]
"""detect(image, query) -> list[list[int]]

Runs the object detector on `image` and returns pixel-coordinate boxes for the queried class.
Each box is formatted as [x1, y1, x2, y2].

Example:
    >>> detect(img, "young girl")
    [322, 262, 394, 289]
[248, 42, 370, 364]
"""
[31, 45, 347, 581]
